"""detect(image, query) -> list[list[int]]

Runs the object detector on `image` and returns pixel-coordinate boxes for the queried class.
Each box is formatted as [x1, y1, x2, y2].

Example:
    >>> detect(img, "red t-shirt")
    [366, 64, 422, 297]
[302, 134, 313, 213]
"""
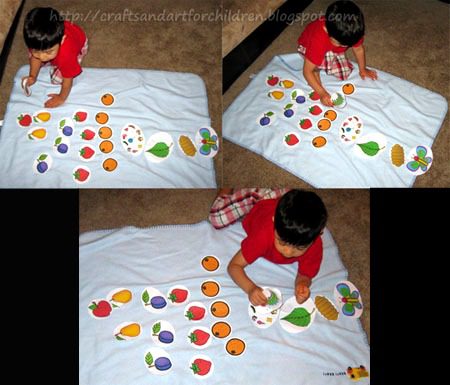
[51, 21, 87, 78]
[297, 17, 363, 66]
[241, 199, 323, 278]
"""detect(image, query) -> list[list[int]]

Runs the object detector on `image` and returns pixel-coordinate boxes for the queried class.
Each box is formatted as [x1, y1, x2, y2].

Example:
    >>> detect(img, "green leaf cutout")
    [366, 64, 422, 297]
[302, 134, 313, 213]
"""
[112, 303, 119, 308]
[115, 335, 125, 341]
[88, 304, 96, 310]
[142, 290, 149, 304]
[281, 307, 313, 327]
[267, 292, 279, 305]
[59, 119, 65, 128]
[146, 142, 171, 158]
[334, 94, 344, 105]
[266, 111, 274, 117]
[152, 322, 161, 335]
[55, 137, 62, 145]
[357, 141, 384, 156]
[292, 91, 297, 98]
[285, 103, 293, 109]
[38, 154, 48, 161]
[145, 352, 154, 366]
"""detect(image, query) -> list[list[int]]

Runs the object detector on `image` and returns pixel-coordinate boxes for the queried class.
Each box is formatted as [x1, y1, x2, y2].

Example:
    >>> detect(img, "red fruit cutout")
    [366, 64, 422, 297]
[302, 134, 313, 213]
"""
[81, 129, 96, 140]
[185, 306, 206, 321]
[309, 90, 320, 101]
[79, 146, 95, 159]
[189, 329, 210, 346]
[74, 168, 90, 182]
[73, 111, 88, 122]
[191, 358, 212, 376]
[266, 75, 279, 86]
[309, 105, 323, 115]
[168, 288, 188, 303]
[90, 300, 112, 317]
[299, 119, 312, 129]
[17, 113, 32, 127]
[285, 134, 299, 146]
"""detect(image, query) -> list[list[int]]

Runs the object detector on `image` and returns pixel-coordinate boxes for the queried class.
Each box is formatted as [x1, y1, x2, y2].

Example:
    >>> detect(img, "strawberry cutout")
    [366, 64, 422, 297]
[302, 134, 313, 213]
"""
[167, 286, 189, 305]
[308, 90, 320, 101]
[284, 133, 300, 148]
[79, 145, 96, 161]
[309, 105, 323, 116]
[299, 118, 313, 130]
[190, 356, 213, 378]
[17, 113, 32, 127]
[81, 128, 96, 140]
[185, 302, 207, 321]
[188, 327, 212, 349]
[73, 166, 91, 184]
[73, 110, 88, 123]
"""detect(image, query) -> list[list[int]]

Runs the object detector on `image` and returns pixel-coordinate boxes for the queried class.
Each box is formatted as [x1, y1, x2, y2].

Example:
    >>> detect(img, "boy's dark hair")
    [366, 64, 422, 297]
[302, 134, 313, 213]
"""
[325, 0, 365, 47]
[274, 190, 327, 247]
[24, 7, 65, 50]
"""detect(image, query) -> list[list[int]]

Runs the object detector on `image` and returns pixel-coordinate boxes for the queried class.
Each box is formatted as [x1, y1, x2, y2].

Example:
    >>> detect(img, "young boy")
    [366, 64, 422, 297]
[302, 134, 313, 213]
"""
[22, 7, 88, 108]
[227, 189, 328, 306]
[298, 0, 377, 107]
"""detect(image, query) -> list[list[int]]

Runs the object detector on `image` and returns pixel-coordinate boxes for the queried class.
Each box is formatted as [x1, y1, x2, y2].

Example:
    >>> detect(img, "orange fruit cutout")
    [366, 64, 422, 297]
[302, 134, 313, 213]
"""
[324, 109, 337, 121]
[211, 321, 231, 339]
[99, 140, 114, 153]
[317, 119, 331, 131]
[103, 158, 117, 172]
[201, 256, 219, 272]
[101, 93, 114, 106]
[312, 136, 327, 148]
[225, 338, 246, 356]
[210, 301, 230, 318]
[98, 126, 112, 139]
[342, 83, 355, 95]
[95, 112, 109, 125]
[201, 281, 220, 297]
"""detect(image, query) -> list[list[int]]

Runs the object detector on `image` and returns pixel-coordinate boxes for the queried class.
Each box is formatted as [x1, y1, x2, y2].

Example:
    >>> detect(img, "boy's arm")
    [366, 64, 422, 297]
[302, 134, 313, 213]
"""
[228, 249, 267, 306]
[295, 273, 312, 304]
[303, 58, 333, 107]
[22, 55, 42, 87]
[45, 77, 73, 108]
[352, 45, 378, 80]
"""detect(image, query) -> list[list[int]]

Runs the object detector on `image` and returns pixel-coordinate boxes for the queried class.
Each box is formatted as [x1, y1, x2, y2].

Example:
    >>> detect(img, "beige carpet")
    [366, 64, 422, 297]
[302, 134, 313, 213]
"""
[223, 0, 450, 187]
[0, 0, 222, 184]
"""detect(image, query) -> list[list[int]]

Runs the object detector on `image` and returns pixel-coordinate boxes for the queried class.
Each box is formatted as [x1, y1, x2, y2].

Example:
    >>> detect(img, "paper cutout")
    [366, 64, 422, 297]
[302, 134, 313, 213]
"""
[334, 280, 363, 318]
[73, 110, 88, 123]
[390, 144, 405, 167]
[257, 111, 276, 127]
[312, 136, 327, 148]
[178, 135, 197, 157]
[33, 110, 51, 123]
[188, 326, 212, 349]
[100, 93, 115, 106]
[278, 79, 294, 89]
[282, 103, 297, 119]
[266, 74, 280, 87]
[309, 105, 323, 116]
[211, 321, 231, 338]
[201, 255, 220, 272]
[17, 113, 33, 127]
[99, 140, 114, 154]
[342, 83, 355, 95]
[189, 355, 214, 379]
[121, 123, 145, 156]
[347, 365, 369, 381]
[323, 109, 337, 121]
[248, 302, 280, 329]
[308, 90, 320, 101]
[267, 89, 285, 100]
[144, 348, 172, 375]
[102, 158, 118, 172]
[279, 297, 316, 333]
[167, 285, 190, 305]
[22, 78, 31, 96]
[87, 298, 112, 319]
[406, 145, 433, 175]
[53, 136, 70, 156]
[113, 322, 141, 340]
[107, 288, 132, 308]
[210, 300, 230, 318]
[283, 132, 300, 148]
[331, 92, 346, 108]
[299, 118, 313, 130]
[144, 132, 174, 163]
[80, 127, 96, 141]
[95, 112, 109, 125]
[141, 287, 167, 313]
[354, 133, 386, 158]
[73, 166, 91, 184]
[263, 288, 282, 308]
[27, 127, 47, 141]
[317, 118, 332, 131]
[314, 295, 339, 321]
[225, 338, 246, 357]
[201, 280, 220, 297]
[33, 153, 52, 174]
[340, 115, 363, 143]
[184, 301, 207, 321]
[195, 127, 219, 158]
[78, 145, 96, 162]
[290, 89, 306, 104]
[58, 117, 74, 137]
[98, 126, 112, 139]
[151, 320, 176, 346]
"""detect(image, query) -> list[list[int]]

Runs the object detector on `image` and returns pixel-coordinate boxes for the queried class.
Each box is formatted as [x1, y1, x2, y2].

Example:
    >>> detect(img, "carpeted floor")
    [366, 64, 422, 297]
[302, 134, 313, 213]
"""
[223, 0, 450, 187]
[0, 0, 222, 184]
[79, 188, 370, 340]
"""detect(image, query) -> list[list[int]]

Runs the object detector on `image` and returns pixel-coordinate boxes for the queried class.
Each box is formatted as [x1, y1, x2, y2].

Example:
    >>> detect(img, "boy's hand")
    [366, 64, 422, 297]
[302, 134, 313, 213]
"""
[248, 285, 268, 306]
[319, 92, 334, 107]
[21, 75, 36, 88]
[295, 283, 310, 304]
[359, 68, 378, 80]
[45, 93, 66, 108]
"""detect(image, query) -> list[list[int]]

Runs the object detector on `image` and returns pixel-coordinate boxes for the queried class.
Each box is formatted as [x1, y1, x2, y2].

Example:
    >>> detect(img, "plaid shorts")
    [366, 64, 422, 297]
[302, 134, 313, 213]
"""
[209, 188, 290, 229]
